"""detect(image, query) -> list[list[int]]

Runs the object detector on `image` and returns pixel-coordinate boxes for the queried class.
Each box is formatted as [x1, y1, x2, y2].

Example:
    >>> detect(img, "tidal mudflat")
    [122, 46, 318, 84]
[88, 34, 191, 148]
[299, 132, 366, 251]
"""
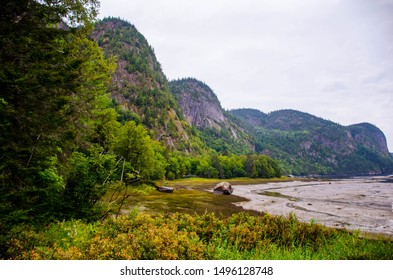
[232, 177, 393, 235]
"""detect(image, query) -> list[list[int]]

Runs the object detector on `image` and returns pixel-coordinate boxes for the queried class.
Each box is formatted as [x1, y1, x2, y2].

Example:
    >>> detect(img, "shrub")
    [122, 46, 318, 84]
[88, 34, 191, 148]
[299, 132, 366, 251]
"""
[5, 211, 393, 260]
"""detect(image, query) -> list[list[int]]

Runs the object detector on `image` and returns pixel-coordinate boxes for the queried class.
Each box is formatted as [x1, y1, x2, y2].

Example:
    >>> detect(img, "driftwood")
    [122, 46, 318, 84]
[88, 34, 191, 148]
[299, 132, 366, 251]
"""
[156, 186, 174, 193]
[213, 182, 233, 195]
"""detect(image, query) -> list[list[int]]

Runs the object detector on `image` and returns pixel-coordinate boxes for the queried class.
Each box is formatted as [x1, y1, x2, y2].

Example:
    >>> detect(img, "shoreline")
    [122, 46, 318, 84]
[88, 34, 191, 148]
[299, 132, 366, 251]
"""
[231, 177, 393, 236]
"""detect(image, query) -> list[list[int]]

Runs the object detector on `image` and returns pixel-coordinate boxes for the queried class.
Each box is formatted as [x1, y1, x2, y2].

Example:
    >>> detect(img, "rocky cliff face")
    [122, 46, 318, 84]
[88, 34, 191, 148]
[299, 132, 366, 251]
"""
[349, 123, 390, 155]
[170, 78, 253, 154]
[92, 18, 196, 151]
[170, 78, 225, 129]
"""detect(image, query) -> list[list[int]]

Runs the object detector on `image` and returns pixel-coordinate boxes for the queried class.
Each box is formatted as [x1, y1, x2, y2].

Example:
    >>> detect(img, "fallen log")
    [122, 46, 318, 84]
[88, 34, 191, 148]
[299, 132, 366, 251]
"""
[156, 186, 174, 193]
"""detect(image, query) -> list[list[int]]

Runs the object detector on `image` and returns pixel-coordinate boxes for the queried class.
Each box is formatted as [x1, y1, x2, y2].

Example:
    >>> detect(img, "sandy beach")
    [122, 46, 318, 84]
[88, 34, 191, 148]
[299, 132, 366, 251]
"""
[232, 177, 393, 235]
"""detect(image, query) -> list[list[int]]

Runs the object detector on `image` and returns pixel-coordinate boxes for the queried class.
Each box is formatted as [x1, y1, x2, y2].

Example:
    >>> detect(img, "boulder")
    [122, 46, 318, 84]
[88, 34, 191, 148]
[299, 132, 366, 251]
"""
[213, 182, 233, 195]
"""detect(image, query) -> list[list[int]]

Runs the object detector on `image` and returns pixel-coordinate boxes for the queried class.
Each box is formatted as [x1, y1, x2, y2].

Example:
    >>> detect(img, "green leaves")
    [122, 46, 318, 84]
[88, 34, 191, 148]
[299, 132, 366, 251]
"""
[91, 107, 120, 150]
[62, 146, 117, 219]
[7, 211, 393, 260]
[0, 0, 114, 228]
[39, 157, 65, 193]
[115, 121, 166, 180]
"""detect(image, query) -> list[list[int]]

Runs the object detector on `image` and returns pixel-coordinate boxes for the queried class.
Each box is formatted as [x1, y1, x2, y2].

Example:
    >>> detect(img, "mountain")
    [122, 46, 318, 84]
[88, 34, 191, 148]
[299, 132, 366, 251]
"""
[231, 109, 393, 175]
[92, 18, 201, 151]
[170, 78, 253, 154]
[348, 123, 390, 155]
[92, 17, 393, 176]
[170, 78, 225, 129]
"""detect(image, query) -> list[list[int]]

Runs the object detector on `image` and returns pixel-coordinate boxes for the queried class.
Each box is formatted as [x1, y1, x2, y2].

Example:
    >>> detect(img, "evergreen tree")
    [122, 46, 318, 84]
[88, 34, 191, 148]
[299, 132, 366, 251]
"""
[0, 0, 114, 226]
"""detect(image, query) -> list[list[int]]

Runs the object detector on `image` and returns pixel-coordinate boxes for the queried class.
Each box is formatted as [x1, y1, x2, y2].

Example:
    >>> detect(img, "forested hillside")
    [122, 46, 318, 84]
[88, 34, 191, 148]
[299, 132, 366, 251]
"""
[231, 109, 393, 175]
[91, 18, 201, 152]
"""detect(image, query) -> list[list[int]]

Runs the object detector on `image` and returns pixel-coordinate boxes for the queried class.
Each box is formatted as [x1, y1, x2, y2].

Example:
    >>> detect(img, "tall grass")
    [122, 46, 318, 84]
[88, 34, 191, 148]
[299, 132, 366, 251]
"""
[4, 211, 393, 260]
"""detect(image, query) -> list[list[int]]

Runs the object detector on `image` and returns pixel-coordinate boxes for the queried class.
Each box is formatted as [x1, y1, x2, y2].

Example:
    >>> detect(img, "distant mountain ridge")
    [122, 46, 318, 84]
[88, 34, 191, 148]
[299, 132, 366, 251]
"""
[93, 17, 393, 176]
[231, 109, 393, 175]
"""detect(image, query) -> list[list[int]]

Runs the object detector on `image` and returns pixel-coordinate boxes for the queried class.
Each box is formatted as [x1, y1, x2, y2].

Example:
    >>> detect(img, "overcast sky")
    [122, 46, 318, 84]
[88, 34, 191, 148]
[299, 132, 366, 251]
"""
[98, 0, 393, 151]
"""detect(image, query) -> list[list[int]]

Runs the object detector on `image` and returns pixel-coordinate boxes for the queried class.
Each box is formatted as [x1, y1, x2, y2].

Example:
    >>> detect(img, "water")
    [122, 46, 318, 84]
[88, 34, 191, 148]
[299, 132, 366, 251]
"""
[233, 176, 393, 235]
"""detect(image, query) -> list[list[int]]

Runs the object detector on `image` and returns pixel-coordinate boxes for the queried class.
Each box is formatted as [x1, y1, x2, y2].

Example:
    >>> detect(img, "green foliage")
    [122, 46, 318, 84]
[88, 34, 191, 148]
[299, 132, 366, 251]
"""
[5, 212, 393, 260]
[188, 153, 281, 179]
[0, 0, 115, 227]
[160, 150, 282, 180]
[115, 121, 166, 180]
[61, 146, 117, 219]
[231, 109, 393, 176]
[245, 154, 282, 178]
[194, 155, 220, 178]
[164, 151, 192, 180]
[91, 107, 121, 151]
[199, 127, 252, 155]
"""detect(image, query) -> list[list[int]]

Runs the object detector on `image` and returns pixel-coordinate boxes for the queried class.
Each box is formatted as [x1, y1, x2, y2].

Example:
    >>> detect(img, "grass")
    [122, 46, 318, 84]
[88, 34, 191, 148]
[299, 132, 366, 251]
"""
[156, 176, 297, 189]
[5, 176, 393, 260]
[115, 177, 293, 216]
[116, 177, 298, 216]
[259, 191, 300, 201]
[120, 186, 256, 217]
[7, 211, 393, 260]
